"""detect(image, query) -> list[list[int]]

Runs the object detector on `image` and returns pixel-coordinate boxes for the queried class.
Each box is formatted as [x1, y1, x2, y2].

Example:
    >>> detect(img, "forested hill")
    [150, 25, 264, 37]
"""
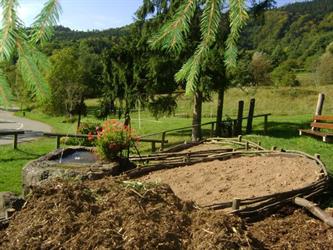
[240, 0, 333, 70]
[53, 25, 131, 41]
[51, 0, 333, 72]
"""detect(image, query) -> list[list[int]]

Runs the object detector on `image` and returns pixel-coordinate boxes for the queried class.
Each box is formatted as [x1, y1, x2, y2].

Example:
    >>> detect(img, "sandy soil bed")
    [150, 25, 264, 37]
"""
[139, 155, 322, 206]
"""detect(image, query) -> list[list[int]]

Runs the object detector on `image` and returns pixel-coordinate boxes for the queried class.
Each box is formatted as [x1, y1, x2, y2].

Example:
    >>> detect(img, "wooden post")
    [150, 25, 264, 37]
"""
[236, 100, 244, 135]
[245, 141, 249, 151]
[315, 93, 325, 116]
[238, 135, 242, 142]
[246, 98, 255, 134]
[151, 142, 156, 153]
[232, 120, 237, 137]
[232, 198, 241, 211]
[210, 122, 215, 137]
[313, 93, 325, 131]
[161, 132, 166, 151]
[56, 136, 61, 149]
[14, 134, 18, 149]
[264, 114, 268, 134]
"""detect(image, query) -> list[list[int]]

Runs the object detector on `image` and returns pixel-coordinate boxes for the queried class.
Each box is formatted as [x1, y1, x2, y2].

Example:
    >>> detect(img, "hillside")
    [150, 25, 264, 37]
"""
[50, 0, 333, 73]
[240, 0, 333, 70]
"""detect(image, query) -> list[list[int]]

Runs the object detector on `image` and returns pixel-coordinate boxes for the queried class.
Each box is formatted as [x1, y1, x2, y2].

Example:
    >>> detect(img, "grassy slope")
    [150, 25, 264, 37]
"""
[2, 84, 333, 194]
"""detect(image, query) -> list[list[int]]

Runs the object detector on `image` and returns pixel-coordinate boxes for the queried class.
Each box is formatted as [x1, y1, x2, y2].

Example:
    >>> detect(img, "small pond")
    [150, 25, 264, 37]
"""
[55, 150, 98, 164]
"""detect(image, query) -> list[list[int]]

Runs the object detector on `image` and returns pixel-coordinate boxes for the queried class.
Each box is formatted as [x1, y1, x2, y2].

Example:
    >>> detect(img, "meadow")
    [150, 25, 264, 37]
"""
[1, 83, 333, 194]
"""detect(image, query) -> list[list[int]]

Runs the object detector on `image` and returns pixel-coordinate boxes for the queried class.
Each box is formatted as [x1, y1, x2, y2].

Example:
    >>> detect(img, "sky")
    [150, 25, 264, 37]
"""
[14, 0, 305, 31]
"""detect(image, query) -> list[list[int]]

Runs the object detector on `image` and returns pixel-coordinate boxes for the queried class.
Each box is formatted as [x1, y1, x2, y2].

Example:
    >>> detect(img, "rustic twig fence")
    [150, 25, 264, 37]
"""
[127, 138, 330, 216]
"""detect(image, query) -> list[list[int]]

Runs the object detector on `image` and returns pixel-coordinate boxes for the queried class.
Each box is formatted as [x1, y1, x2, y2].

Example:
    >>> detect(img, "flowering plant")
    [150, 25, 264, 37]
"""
[94, 119, 136, 160]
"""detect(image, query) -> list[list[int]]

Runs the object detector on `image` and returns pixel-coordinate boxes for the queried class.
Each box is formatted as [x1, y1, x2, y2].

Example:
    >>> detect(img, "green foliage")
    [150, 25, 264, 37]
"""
[271, 60, 300, 87]
[239, 0, 333, 73]
[30, 0, 62, 45]
[46, 45, 102, 116]
[0, 0, 60, 106]
[63, 122, 100, 146]
[148, 95, 177, 119]
[249, 51, 272, 85]
[316, 42, 333, 85]
[149, 0, 248, 94]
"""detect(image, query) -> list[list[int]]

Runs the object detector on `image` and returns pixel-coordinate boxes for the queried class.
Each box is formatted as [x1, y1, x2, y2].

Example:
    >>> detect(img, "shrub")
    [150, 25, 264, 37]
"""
[63, 122, 101, 146]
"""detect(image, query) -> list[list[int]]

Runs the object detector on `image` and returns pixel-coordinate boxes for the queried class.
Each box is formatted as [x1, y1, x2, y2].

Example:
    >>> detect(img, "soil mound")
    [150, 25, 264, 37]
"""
[0, 178, 254, 249]
[139, 155, 321, 206]
[249, 208, 333, 249]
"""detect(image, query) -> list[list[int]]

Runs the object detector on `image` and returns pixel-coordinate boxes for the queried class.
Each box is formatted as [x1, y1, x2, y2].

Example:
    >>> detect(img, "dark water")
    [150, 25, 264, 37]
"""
[57, 150, 98, 164]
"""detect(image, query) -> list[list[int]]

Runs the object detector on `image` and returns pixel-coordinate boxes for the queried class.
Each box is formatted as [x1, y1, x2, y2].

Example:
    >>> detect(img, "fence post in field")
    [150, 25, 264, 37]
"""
[313, 93, 325, 131]
[246, 98, 255, 134]
[210, 122, 215, 137]
[161, 132, 166, 151]
[264, 114, 268, 134]
[235, 100, 244, 135]
[14, 134, 18, 149]
[56, 136, 61, 149]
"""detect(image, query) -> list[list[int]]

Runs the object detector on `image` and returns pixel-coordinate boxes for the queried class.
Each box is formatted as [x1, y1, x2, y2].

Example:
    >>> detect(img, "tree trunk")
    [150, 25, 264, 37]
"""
[76, 96, 84, 133]
[215, 87, 225, 137]
[192, 90, 203, 142]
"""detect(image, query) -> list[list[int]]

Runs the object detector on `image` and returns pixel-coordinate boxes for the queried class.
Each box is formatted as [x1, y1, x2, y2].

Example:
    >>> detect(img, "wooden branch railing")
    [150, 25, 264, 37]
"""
[1, 113, 270, 151]
[141, 113, 271, 151]
[0, 130, 24, 149]
[43, 132, 168, 152]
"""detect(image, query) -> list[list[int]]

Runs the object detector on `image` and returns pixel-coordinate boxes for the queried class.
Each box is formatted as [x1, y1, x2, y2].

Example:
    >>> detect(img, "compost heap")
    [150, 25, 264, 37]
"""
[1, 177, 333, 250]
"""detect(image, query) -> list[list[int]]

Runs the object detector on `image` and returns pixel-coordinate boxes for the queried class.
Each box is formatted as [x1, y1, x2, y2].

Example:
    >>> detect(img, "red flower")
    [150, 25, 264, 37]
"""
[87, 132, 94, 141]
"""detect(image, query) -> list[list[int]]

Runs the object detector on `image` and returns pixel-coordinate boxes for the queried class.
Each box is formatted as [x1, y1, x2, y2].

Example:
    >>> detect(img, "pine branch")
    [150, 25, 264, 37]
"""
[17, 41, 50, 102]
[149, 0, 198, 53]
[0, 68, 13, 107]
[0, 0, 23, 60]
[225, 0, 248, 69]
[176, 0, 222, 94]
[30, 0, 61, 45]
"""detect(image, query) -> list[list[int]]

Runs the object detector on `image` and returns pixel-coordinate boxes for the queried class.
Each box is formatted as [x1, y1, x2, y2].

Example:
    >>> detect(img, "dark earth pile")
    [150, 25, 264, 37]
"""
[248, 207, 333, 250]
[0, 177, 332, 249]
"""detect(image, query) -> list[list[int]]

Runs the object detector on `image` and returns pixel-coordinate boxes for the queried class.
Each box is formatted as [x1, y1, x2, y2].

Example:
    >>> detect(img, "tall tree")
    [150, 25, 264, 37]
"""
[0, 0, 60, 107]
[146, 0, 248, 140]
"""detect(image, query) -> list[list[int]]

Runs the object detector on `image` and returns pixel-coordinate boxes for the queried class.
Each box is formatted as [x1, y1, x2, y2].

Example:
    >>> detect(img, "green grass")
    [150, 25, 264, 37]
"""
[0, 139, 55, 194]
[2, 84, 333, 194]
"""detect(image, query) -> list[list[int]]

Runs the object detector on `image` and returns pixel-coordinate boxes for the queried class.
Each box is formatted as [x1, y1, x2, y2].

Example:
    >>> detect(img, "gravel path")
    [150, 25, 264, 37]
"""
[0, 110, 52, 145]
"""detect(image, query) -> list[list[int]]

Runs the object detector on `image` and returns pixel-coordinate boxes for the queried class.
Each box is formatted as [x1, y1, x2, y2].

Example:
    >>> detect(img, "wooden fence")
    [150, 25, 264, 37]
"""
[0, 112, 270, 152]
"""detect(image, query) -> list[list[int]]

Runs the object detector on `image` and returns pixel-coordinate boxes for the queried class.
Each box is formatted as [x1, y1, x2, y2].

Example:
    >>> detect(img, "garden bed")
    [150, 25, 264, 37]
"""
[138, 154, 323, 206]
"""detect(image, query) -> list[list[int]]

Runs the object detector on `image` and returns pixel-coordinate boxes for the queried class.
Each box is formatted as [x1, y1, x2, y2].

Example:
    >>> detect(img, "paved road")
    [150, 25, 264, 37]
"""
[0, 110, 52, 145]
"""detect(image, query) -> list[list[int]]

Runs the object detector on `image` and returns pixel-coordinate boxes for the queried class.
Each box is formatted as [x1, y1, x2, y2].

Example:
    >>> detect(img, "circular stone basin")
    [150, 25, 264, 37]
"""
[138, 154, 324, 207]
[22, 147, 135, 196]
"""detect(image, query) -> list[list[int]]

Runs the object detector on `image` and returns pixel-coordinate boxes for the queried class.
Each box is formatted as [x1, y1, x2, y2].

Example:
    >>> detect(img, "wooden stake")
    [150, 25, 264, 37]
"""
[246, 98, 255, 134]
[313, 93, 325, 131]
[232, 198, 241, 211]
[236, 101, 244, 135]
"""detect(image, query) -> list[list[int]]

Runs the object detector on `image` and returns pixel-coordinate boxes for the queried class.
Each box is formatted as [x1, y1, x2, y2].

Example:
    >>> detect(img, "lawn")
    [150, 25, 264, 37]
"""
[2, 85, 333, 194]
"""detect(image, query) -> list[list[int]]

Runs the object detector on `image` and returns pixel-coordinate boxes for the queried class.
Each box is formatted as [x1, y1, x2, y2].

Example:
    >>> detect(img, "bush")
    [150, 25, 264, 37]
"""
[63, 122, 101, 146]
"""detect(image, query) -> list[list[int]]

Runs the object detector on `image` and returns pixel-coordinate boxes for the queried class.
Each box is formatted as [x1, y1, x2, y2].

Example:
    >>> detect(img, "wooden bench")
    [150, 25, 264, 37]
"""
[299, 115, 333, 142]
